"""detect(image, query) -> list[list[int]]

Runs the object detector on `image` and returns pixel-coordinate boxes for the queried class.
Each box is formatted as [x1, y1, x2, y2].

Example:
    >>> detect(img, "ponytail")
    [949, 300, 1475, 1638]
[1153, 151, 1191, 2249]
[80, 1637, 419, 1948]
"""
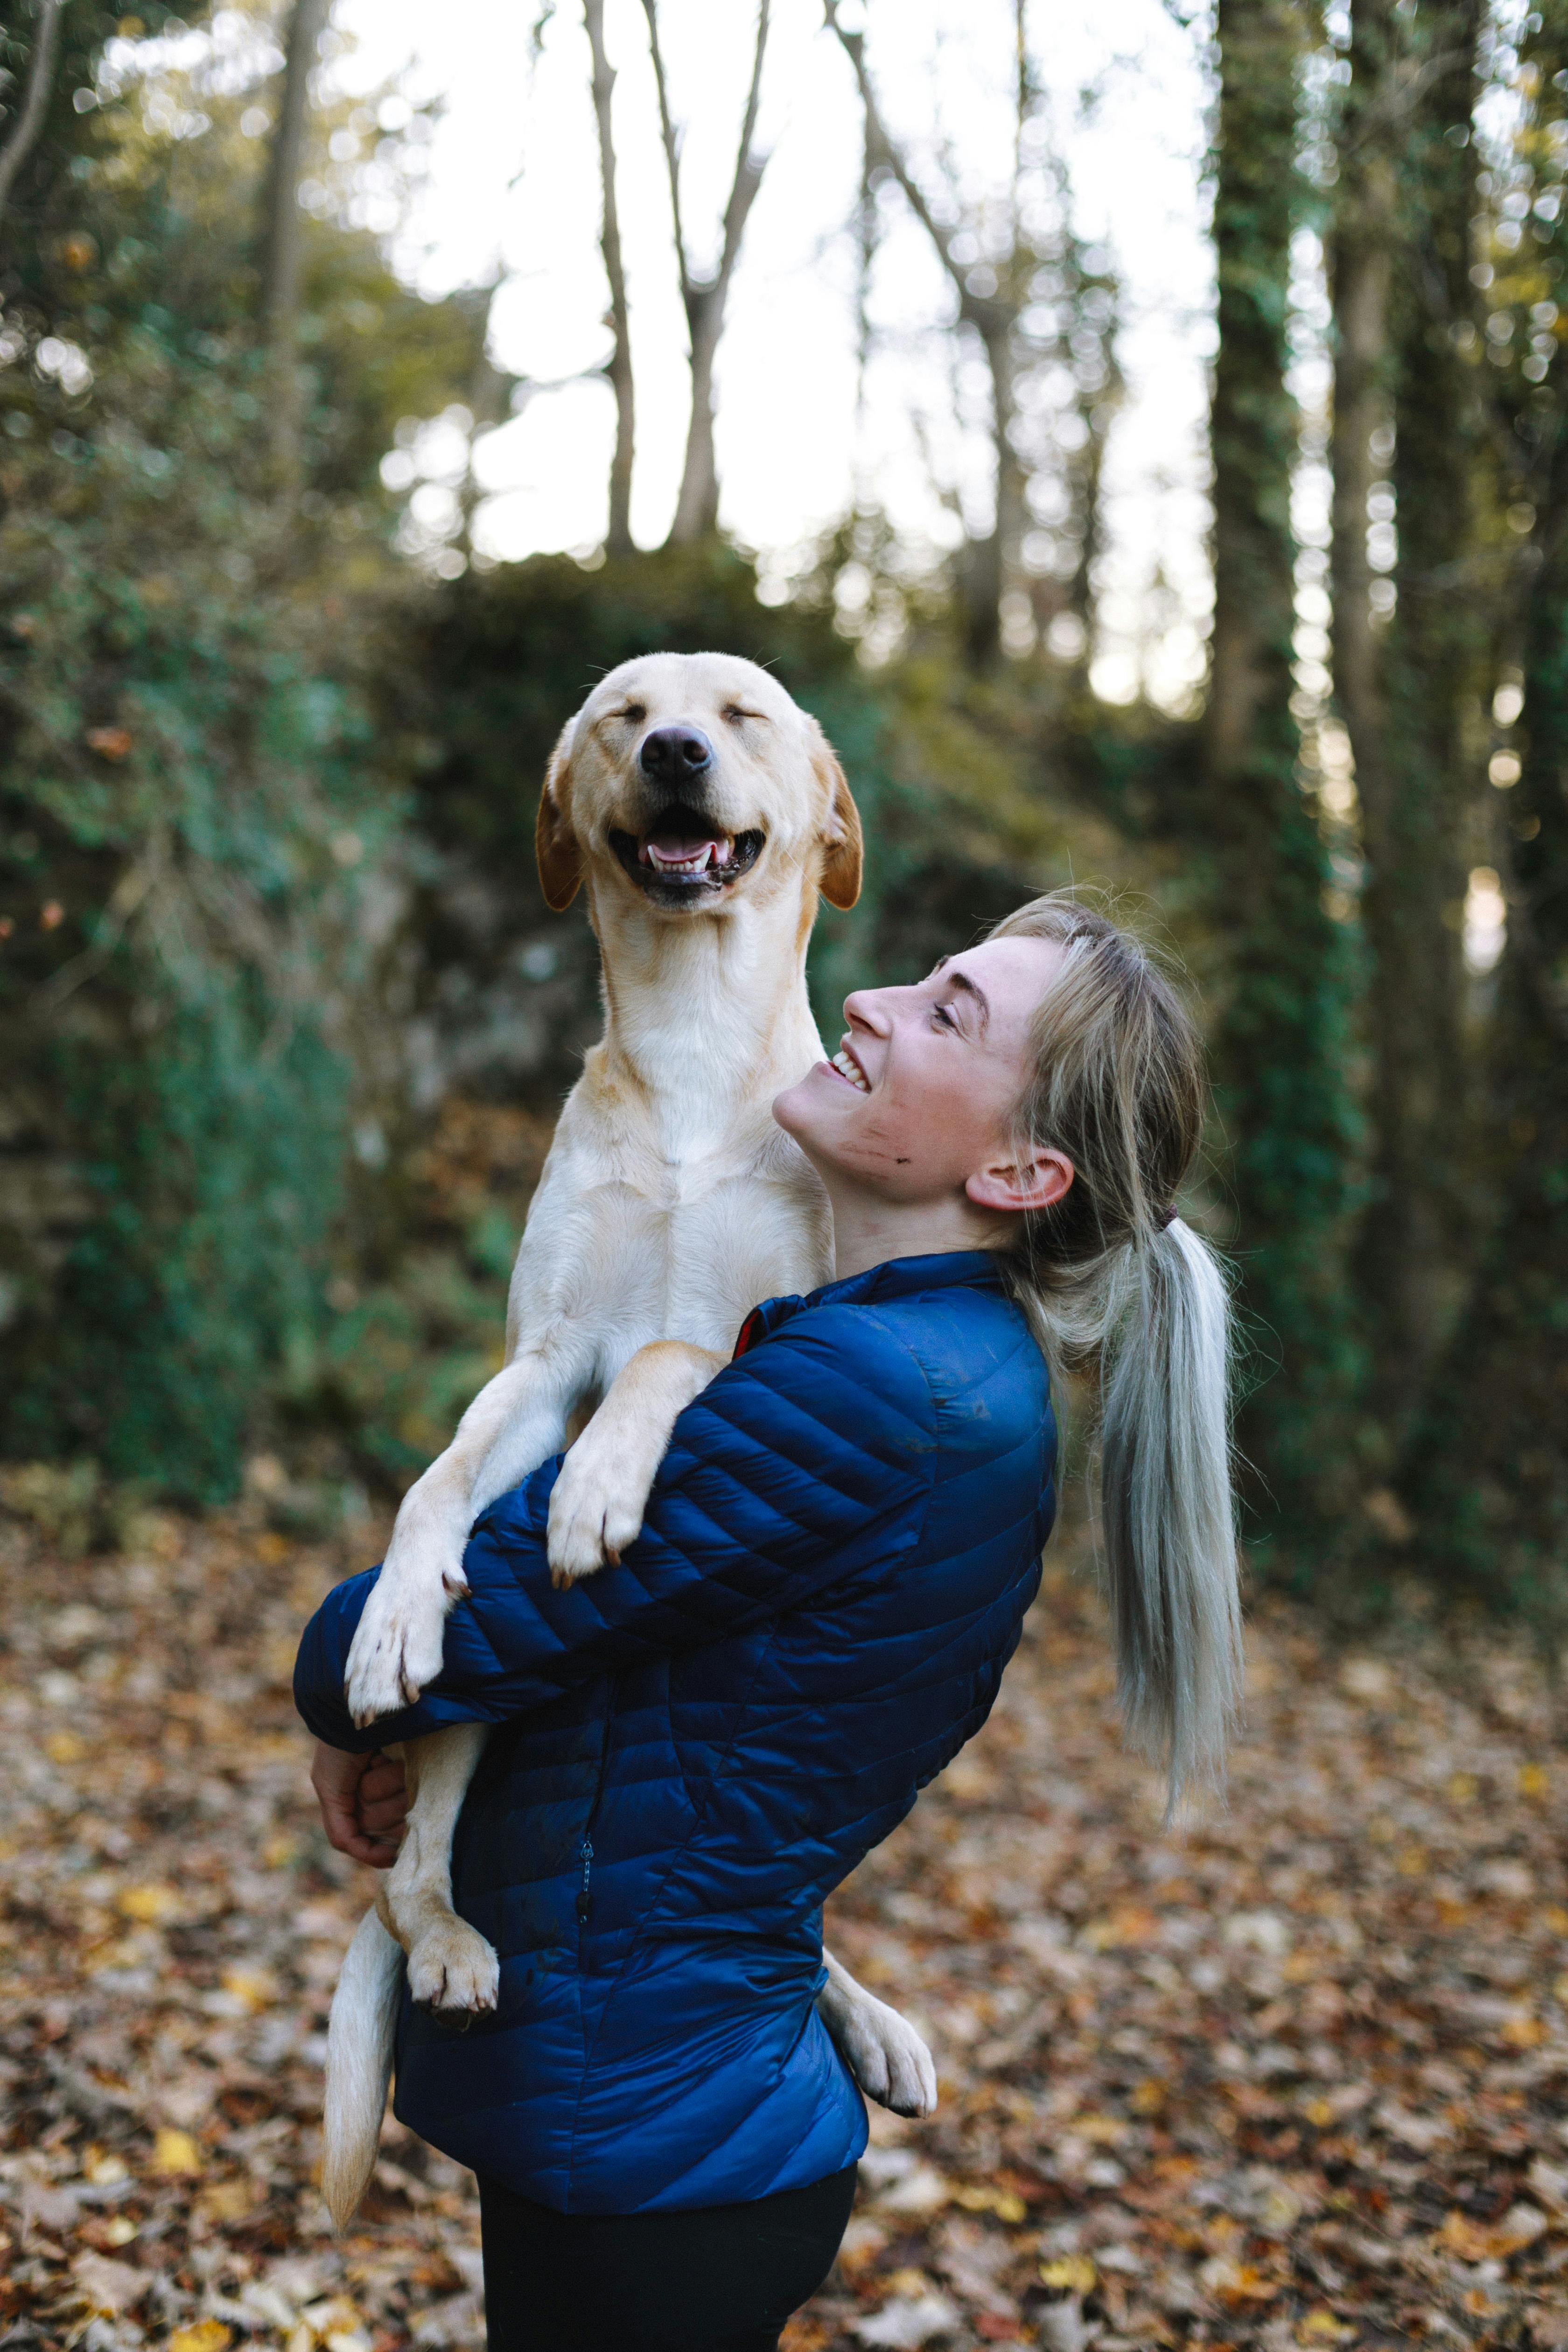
[1100, 1218, 1240, 1803]
[987, 892, 1242, 1810]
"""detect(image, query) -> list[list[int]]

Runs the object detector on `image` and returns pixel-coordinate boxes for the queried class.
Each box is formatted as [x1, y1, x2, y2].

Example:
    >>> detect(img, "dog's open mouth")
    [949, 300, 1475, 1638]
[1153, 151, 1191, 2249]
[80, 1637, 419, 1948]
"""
[611, 805, 765, 900]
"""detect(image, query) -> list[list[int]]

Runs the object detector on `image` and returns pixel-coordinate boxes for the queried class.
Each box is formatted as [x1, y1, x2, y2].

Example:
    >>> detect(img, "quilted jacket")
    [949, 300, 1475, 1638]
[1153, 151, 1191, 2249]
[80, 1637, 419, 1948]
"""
[294, 1250, 1057, 2212]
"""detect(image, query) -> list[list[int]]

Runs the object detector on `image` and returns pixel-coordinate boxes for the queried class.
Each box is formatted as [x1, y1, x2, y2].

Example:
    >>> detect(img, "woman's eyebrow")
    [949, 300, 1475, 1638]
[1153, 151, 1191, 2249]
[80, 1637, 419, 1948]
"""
[934, 961, 990, 1032]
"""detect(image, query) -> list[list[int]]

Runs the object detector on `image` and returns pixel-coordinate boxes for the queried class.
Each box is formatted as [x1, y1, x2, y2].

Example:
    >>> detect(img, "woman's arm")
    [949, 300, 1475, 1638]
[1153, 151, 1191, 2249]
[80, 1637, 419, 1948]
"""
[295, 1307, 937, 1753]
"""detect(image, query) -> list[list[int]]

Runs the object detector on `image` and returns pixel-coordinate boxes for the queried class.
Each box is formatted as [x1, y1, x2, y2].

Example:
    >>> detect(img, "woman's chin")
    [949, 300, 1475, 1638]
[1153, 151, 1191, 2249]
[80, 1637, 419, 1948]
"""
[772, 1061, 843, 1145]
[771, 1070, 817, 1139]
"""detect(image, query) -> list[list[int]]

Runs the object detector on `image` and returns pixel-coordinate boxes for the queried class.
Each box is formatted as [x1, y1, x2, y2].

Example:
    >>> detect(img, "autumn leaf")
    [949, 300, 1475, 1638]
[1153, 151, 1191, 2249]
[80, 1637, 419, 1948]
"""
[150, 2128, 204, 2177]
[117, 1883, 182, 1925]
[1039, 2256, 1097, 2293]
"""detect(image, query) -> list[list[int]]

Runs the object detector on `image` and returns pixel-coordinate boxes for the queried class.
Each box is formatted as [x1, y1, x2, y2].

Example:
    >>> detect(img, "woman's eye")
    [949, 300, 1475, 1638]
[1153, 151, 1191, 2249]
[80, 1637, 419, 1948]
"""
[932, 1002, 956, 1031]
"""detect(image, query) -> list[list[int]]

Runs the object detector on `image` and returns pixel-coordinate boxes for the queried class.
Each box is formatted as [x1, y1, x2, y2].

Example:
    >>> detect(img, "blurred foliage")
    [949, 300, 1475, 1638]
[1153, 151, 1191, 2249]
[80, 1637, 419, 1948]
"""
[0, 5, 494, 1498]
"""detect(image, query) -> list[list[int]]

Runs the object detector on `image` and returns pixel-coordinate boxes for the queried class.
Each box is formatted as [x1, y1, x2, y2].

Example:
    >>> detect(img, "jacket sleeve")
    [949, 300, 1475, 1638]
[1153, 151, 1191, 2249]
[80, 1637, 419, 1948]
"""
[294, 1305, 938, 1752]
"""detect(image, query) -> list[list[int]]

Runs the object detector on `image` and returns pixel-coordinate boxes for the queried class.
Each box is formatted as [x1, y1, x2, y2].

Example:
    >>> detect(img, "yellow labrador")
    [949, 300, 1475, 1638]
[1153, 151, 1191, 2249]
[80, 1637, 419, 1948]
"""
[322, 653, 936, 2227]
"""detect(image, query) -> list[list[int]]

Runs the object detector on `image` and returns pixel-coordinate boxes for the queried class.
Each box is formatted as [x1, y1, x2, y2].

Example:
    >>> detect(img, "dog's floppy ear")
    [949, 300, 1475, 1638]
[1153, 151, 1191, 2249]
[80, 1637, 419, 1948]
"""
[535, 717, 585, 912]
[811, 723, 863, 911]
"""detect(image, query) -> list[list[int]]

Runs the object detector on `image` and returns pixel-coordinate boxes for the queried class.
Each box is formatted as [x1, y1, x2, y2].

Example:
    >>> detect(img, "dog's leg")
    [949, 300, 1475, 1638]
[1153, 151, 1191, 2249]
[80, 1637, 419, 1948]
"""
[817, 1948, 938, 2119]
[345, 1347, 581, 1723]
[378, 1722, 499, 2013]
[546, 1340, 727, 1584]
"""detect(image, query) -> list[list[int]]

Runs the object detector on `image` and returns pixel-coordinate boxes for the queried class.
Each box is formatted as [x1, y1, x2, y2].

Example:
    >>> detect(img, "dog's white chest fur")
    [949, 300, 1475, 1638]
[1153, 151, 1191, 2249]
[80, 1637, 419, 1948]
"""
[510, 1093, 831, 1383]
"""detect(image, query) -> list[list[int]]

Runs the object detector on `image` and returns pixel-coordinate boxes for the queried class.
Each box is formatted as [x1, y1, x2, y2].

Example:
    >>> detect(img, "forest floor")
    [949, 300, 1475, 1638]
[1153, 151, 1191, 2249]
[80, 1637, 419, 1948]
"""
[0, 1495, 1565, 2352]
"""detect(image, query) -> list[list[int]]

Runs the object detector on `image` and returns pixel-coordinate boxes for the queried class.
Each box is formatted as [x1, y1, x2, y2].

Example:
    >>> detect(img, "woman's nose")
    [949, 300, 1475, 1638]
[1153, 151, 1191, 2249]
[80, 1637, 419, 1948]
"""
[843, 987, 892, 1035]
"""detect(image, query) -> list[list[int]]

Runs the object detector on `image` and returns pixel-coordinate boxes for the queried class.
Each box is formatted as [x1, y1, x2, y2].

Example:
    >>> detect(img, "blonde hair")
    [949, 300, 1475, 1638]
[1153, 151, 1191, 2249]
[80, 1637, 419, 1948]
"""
[989, 892, 1241, 1806]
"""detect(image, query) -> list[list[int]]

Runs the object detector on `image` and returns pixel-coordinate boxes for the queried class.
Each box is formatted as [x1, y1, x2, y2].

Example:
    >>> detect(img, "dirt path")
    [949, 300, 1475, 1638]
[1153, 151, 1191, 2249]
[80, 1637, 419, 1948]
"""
[0, 1504, 1564, 2350]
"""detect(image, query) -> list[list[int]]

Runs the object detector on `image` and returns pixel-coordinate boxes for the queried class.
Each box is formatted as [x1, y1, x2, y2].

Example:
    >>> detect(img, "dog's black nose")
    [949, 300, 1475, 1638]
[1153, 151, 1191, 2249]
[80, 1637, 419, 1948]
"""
[639, 725, 714, 783]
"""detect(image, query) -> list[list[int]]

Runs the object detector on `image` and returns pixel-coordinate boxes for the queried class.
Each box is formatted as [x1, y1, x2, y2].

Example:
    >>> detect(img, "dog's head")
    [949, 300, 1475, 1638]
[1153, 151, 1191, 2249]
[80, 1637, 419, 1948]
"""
[535, 652, 861, 920]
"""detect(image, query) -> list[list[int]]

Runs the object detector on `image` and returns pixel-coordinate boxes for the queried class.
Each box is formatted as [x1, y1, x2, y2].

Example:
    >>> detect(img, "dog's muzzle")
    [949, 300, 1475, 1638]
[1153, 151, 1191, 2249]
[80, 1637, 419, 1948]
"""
[610, 797, 765, 903]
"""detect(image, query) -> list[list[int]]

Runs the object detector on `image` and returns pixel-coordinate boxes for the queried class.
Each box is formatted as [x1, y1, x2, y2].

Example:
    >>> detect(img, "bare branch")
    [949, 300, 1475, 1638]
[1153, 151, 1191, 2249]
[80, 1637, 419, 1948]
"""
[824, 0, 970, 305]
[0, 0, 67, 228]
[710, 0, 770, 310]
[662, 0, 774, 544]
[639, 0, 691, 302]
[584, 0, 634, 553]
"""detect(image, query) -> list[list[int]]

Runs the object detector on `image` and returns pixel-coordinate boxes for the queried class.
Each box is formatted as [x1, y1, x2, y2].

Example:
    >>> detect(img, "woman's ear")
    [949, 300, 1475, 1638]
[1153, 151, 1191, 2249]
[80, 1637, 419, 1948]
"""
[535, 717, 584, 912]
[810, 723, 863, 911]
[966, 1148, 1075, 1218]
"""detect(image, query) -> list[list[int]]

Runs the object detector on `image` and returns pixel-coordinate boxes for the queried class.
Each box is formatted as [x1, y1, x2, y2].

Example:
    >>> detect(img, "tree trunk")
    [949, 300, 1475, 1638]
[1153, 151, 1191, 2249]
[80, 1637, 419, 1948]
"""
[258, 0, 327, 476]
[649, 0, 770, 549]
[669, 289, 721, 546]
[962, 324, 1025, 667]
[1207, 0, 1362, 1541]
[0, 0, 65, 227]
[1408, 0, 1568, 1627]
[1328, 0, 1394, 833]
[584, 0, 635, 556]
[1354, 0, 1483, 1435]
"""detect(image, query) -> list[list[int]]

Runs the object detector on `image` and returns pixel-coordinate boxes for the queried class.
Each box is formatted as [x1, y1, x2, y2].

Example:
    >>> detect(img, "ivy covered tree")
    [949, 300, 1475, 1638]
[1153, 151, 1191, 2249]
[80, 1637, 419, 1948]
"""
[1409, 0, 1568, 1623]
[1205, 0, 1362, 1546]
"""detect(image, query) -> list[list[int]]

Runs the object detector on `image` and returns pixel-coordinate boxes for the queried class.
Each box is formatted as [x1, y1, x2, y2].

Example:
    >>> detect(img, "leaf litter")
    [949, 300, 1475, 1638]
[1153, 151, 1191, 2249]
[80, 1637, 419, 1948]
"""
[0, 1493, 1564, 2351]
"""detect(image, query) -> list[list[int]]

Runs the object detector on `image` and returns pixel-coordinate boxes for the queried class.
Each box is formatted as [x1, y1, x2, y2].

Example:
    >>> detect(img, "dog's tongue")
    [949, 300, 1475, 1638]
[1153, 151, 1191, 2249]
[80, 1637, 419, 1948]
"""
[642, 829, 731, 871]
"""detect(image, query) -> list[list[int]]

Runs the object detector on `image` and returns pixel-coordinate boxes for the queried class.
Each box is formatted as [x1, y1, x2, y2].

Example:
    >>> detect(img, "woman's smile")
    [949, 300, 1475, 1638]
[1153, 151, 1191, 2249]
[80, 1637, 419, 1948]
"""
[828, 1043, 871, 1092]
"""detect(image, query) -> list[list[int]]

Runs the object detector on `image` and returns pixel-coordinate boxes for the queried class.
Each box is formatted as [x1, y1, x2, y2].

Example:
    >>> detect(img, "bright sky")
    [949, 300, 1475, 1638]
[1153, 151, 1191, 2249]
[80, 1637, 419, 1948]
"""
[331, 0, 1217, 707]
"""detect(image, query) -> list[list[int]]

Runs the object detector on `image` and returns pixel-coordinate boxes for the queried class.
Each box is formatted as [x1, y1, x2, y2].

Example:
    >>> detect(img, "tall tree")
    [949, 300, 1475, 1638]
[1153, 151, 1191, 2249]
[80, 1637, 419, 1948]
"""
[0, 0, 64, 225]
[257, 0, 328, 470]
[1409, 0, 1568, 1620]
[1339, 1, 1485, 1439]
[584, 0, 635, 556]
[825, 0, 1117, 669]
[642, 0, 770, 547]
[1207, 0, 1361, 1540]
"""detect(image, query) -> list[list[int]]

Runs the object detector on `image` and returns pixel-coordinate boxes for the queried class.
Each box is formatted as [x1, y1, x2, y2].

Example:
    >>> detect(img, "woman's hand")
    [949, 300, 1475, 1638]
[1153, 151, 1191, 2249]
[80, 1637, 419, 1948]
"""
[311, 1741, 408, 1866]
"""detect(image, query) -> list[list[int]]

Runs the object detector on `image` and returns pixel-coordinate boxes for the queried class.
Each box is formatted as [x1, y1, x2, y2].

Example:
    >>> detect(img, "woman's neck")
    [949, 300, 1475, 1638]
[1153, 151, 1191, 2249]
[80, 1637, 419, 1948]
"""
[825, 1178, 1010, 1283]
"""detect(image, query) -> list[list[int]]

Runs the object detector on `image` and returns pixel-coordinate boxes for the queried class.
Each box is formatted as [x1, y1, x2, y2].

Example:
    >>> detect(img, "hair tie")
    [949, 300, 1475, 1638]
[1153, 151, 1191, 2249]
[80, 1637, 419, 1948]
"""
[1153, 1204, 1176, 1232]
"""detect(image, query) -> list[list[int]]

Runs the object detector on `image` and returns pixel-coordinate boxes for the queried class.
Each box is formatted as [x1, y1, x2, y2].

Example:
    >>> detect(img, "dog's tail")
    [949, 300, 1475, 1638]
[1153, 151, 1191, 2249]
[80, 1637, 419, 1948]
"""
[322, 1906, 403, 2231]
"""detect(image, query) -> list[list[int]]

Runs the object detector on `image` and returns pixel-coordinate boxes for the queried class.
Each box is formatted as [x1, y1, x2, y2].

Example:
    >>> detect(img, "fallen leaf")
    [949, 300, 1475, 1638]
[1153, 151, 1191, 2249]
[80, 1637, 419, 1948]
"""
[1040, 2255, 1098, 2293]
[117, 1882, 182, 1925]
[1438, 2205, 1548, 2262]
[72, 2252, 147, 2315]
[168, 2326, 233, 2352]
[853, 2290, 959, 2348]
[1199, 2257, 1280, 2305]
[1297, 2314, 1356, 2344]
[951, 2182, 1027, 2221]
[150, 2127, 204, 2177]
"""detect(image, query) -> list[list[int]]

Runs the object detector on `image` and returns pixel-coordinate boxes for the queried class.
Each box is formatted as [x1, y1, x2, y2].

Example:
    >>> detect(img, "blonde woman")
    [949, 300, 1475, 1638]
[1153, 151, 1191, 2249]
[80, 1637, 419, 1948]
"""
[299, 893, 1241, 2352]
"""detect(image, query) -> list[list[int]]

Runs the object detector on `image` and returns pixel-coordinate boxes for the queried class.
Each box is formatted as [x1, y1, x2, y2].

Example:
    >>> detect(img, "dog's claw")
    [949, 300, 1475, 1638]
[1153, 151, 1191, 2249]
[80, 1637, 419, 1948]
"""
[343, 1563, 457, 1723]
[546, 1448, 651, 1586]
[406, 1918, 500, 2014]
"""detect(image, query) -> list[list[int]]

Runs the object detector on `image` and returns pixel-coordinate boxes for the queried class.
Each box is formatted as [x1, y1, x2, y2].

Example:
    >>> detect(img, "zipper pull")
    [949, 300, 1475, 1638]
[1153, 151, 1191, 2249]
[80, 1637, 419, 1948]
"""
[576, 1835, 594, 1925]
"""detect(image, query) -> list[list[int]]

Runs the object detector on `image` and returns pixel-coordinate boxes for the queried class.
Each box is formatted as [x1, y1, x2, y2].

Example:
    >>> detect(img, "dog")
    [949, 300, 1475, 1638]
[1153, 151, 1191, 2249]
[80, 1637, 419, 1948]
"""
[322, 652, 937, 2228]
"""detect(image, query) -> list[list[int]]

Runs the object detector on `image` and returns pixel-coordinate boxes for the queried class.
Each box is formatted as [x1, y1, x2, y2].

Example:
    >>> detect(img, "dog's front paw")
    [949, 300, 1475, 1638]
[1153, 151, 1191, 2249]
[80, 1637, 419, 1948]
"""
[343, 1574, 457, 1725]
[824, 1986, 938, 2120]
[546, 1441, 651, 1588]
[407, 1918, 500, 2014]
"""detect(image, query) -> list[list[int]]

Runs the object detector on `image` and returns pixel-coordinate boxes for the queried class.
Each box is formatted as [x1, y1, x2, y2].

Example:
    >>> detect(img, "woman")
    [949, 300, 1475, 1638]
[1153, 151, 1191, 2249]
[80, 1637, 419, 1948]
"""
[296, 894, 1241, 2352]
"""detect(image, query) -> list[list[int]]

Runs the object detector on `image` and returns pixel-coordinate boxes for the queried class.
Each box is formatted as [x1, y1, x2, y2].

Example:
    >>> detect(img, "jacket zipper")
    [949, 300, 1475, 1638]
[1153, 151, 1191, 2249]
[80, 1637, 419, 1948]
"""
[576, 1673, 620, 1953]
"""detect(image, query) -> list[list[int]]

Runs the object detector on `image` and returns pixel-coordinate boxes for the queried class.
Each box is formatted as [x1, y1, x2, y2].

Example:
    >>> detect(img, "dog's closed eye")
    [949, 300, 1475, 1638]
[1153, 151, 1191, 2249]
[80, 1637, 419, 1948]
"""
[617, 703, 646, 725]
[721, 706, 767, 727]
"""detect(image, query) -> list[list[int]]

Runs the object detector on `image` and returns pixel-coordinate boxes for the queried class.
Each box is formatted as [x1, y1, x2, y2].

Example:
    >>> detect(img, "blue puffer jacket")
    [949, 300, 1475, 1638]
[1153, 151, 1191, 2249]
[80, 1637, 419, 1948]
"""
[295, 1251, 1056, 2213]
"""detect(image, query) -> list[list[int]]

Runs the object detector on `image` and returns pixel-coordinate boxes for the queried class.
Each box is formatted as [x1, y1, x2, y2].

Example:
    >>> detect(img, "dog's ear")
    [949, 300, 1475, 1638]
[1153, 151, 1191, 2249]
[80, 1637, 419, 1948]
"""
[811, 723, 863, 911]
[535, 718, 585, 912]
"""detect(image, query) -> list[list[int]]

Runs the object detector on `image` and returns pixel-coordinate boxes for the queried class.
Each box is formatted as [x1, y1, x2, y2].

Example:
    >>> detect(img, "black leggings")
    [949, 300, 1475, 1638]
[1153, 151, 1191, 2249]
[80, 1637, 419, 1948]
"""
[478, 2163, 858, 2352]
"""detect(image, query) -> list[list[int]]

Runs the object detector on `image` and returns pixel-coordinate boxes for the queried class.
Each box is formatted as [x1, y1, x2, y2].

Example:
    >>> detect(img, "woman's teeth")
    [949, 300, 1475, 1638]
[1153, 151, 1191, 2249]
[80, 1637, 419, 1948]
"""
[831, 1049, 870, 1093]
